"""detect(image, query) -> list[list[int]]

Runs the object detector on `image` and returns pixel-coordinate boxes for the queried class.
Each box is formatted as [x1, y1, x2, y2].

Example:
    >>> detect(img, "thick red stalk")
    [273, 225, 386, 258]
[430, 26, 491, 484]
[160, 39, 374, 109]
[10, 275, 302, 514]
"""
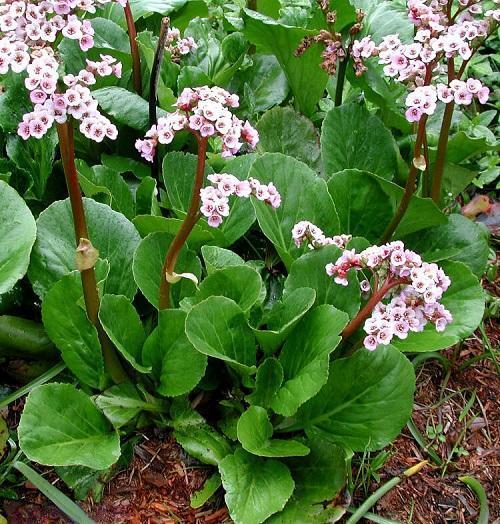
[56, 122, 127, 384]
[123, 1, 142, 95]
[158, 135, 208, 309]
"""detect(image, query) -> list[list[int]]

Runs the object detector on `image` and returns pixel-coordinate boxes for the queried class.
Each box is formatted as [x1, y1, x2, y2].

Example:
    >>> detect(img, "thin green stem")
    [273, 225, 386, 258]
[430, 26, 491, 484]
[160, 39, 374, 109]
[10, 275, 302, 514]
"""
[158, 135, 208, 309]
[123, 0, 142, 95]
[56, 122, 127, 384]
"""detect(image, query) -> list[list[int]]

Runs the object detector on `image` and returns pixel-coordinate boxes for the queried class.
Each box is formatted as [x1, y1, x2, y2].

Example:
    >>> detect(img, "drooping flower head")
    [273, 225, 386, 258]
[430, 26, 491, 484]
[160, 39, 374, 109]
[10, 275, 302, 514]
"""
[136, 86, 259, 161]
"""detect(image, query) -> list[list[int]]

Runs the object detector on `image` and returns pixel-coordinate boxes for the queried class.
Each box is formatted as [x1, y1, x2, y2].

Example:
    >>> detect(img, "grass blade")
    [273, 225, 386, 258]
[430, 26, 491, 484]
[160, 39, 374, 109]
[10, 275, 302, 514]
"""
[459, 476, 489, 524]
[12, 461, 94, 524]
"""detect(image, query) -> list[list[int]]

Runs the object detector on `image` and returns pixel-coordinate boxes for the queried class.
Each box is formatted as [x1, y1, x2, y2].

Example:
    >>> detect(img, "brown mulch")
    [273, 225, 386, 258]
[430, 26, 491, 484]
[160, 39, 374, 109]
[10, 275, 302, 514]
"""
[2, 319, 499, 524]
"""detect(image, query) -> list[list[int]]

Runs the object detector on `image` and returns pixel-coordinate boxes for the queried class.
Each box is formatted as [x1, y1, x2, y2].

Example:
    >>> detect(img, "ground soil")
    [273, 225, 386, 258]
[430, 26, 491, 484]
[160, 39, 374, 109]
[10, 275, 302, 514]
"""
[2, 318, 498, 524]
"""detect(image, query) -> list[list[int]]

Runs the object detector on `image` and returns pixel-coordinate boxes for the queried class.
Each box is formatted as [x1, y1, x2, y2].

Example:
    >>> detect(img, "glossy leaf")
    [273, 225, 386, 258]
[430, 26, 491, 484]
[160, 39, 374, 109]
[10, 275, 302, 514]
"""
[321, 104, 399, 180]
[29, 198, 140, 300]
[246, 358, 284, 408]
[271, 305, 348, 416]
[250, 153, 339, 268]
[185, 296, 257, 373]
[294, 345, 415, 451]
[99, 294, 150, 373]
[256, 107, 320, 170]
[18, 383, 120, 468]
[0, 181, 36, 294]
[201, 245, 245, 275]
[237, 406, 309, 457]
[219, 447, 295, 524]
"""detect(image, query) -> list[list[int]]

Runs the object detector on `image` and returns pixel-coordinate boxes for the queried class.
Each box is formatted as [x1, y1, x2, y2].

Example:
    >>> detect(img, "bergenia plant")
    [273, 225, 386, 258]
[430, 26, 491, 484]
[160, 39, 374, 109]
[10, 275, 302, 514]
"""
[0, 0, 493, 522]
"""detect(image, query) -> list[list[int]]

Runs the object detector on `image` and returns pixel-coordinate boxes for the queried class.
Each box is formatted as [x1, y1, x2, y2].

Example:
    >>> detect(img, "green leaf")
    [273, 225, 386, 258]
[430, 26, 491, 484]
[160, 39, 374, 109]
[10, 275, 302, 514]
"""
[162, 151, 213, 214]
[101, 154, 150, 180]
[293, 345, 415, 451]
[189, 265, 262, 312]
[237, 406, 309, 457]
[99, 294, 150, 373]
[94, 382, 153, 428]
[41, 271, 105, 389]
[56, 465, 107, 502]
[243, 9, 327, 116]
[250, 153, 339, 268]
[265, 499, 345, 524]
[185, 296, 257, 373]
[93, 87, 166, 130]
[246, 358, 284, 408]
[287, 436, 347, 504]
[29, 198, 140, 300]
[256, 107, 320, 170]
[403, 214, 490, 278]
[284, 245, 360, 319]
[231, 54, 289, 112]
[18, 383, 120, 468]
[442, 130, 498, 164]
[190, 472, 222, 508]
[201, 245, 245, 275]
[252, 287, 316, 355]
[321, 104, 399, 180]
[6, 128, 58, 199]
[13, 461, 95, 524]
[136, 176, 160, 216]
[143, 309, 207, 396]
[171, 398, 232, 465]
[359, 0, 413, 42]
[392, 261, 485, 352]
[271, 305, 348, 416]
[128, 0, 188, 19]
[132, 231, 201, 308]
[177, 65, 212, 92]
[0, 181, 36, 294]
[327, 169, 446, 241]
[219, 447, 295, 524]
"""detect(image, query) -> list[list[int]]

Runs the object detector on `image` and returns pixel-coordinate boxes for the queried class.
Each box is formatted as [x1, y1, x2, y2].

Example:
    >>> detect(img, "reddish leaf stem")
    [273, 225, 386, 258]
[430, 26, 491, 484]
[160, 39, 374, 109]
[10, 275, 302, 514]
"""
[158, 135, 208, 309]
[123, 0, 142, 95]
[56, 121, 127, 384]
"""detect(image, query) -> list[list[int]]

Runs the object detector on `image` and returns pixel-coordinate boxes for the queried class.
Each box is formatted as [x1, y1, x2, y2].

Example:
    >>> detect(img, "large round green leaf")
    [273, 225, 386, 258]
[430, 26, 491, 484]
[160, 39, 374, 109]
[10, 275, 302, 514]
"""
[256, 107, 320, 170]
[392, 261, 485, 352]
[142, 309, 207, 397]
[250, 153, 339, 268]
[237, 406, 310, 458]
[321, 104, 399, 179]
[403, 214, 490, 278]
[18, 383, 120, 469]
[29, 198, 140, 300]
[219, 447, 295, 524]
[327, 169, 446, 241]
[185, 296, 257, 373]
[0, 181, 36, 294]
[270, 305, 348, 417]
[293, 345, 415, 451]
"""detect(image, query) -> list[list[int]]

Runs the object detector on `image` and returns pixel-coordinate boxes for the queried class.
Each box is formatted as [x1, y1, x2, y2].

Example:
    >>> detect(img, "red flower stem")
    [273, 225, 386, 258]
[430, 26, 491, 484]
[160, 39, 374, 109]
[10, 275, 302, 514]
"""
[341, 277, 408, 342]
[158, 135, 208, 310]
[123, 0, 142, 95]
[56, 121, 127, 384]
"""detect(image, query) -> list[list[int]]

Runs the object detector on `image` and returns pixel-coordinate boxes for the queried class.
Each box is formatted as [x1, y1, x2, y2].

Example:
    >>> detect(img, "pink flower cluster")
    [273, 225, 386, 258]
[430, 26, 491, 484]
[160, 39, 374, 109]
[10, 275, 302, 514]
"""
[136, 86, 259, 162]
[325, 240, 453, 350]
[200, 173, 281, 228]
[0, 0, 124, 56]
[292, 221, 352, 250]
[350, 36, 378, 76]
[0, 0, 125, 141]
[371, 0, 498, 122]
[165, 26, 197, 60]
[18, 54, 120, 140]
